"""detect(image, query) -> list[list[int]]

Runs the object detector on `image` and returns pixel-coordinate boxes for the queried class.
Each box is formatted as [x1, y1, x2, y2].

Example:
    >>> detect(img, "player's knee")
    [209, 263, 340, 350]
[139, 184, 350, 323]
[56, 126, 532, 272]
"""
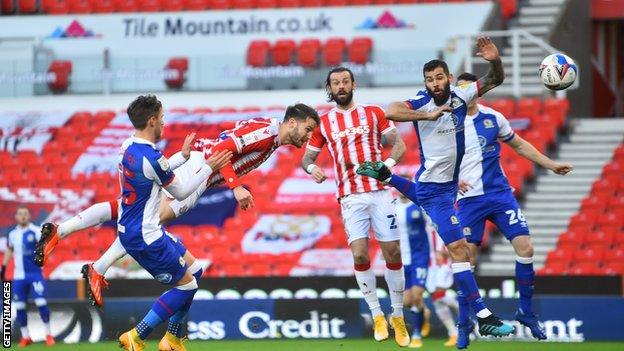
[448, 240, 470, 262]
[413, 294, 424, 308]
[516, 244, 533, 258]
[353, 253, 370, 265]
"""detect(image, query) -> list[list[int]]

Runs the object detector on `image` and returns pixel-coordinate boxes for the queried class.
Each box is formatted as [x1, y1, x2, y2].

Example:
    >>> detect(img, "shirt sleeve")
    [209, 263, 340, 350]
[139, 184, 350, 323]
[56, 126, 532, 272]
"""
[6, 231, 13, 250]
[208, 137, 241, 189]
[144, 149, 176, 187]
[371, 106, 396, 135]
[454, 82, 480, 104]
[306, 125, 326, 152]
[404, 93, 430, 111]
[495, 112, 515, 142]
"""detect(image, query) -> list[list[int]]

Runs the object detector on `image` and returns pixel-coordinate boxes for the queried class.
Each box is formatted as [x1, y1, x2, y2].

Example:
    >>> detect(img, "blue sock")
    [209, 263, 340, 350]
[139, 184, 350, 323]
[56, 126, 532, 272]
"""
[409, 306, 423, 337]
[515, 257, 535, 314]
[38, 305, 50, 323]
[453, 265, 487, 316]
[192, 267, 203, 282]
[168, 299, 192, 338]
[16, 309, 27, 327]
[388, 175, 418, 203]
[137, 285, 197, 340]
[456, 290, 470, 325]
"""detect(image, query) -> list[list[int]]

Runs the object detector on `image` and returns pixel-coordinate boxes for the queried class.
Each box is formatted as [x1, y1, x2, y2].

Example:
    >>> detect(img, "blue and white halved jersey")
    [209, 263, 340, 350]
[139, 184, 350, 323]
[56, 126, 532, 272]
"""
[395, 200, 430, 267]
[117, 136, 175, 251]
[459, 104, 515, 200]
[405, 83, 479, 185]
[7, 223, 42, 280]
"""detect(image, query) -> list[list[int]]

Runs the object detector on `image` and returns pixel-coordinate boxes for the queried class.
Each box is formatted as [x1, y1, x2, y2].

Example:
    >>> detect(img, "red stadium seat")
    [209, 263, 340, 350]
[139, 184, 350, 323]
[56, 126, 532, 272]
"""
[604, 261, 624, 275]
[569, 261, 602, 276]
[349, 0, 371, 4]
[138, 0, 160, 11]
[2, 0, 16, 14]
[257, 0, 279, 7]
[187, 0, 210, 9]
[271, 39, 296, 66]
[240, 106, 262, 113]
[348, 37, 373, 64]
[18, 0, 38, 12]
[68, 0, 92, 12]
[323, 37, 346, 66]
[584, 230, 615, 246]
[47, 60, 72, 93]
[499, 0, 518, 19]
[539, 261, 570, 275]
[301, 0, 323, 5]
[297, 38, 321, 67]
[574, 247, 606, 262]
[489, 98, 515, 117]
[93, 0, 115, 12]
[325, 0, 346, 5]
[115, 0, 138, 12]
[216, 106, 238, 113]
[231, 0, 253, 8]
[546, 247, 573, 263]
[278, 0, 299, 7]
[43, 0, 69, 14]
[247, 40, 270, 67]
[165, 57, 188, 89]
[162, 0, 184, 10]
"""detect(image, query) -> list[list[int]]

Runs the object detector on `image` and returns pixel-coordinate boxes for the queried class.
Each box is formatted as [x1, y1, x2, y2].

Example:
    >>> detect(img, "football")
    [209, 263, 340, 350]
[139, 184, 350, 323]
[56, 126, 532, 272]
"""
[539, 53, 578, 91]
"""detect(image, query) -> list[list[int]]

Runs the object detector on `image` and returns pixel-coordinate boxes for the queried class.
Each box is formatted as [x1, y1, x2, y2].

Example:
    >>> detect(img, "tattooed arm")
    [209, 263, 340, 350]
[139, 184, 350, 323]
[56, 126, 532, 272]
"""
[302, 148, 327, 183]
[475, 36, 505, 96]
[383, 128, 406, 165]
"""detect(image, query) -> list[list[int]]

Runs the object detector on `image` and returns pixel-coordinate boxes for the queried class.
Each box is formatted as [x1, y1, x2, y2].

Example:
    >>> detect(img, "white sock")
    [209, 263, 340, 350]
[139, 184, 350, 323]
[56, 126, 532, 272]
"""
[442, 294, 459, 314]
[169, 180, 208, 218]
[93, 237, 126, 275]
[354, 266, 383, 317]
[434, 299, 457, 337]
[384, 264, 405, 317]
[20, 326, 29, 339]
[58, 201, 113, 238]
[44, 322, 51, 335]
[476, 309, 492, 318]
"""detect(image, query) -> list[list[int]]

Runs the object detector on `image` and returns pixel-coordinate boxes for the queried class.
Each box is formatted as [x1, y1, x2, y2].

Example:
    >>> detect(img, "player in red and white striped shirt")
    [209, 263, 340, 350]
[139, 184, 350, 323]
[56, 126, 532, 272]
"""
[36, 104, 319, 306]
[301, 67, 409, 347]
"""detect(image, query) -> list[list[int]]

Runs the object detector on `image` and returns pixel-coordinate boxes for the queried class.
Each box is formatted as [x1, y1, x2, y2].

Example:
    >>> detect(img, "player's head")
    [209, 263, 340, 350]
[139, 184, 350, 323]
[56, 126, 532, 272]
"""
[423, 59, 452, 106]
[127, 94, 164, 140]
[282, 103, 320, 148]
[456, 72, 478, 110]
[15, 205, 30, 226]
[325, 67, 356, 107]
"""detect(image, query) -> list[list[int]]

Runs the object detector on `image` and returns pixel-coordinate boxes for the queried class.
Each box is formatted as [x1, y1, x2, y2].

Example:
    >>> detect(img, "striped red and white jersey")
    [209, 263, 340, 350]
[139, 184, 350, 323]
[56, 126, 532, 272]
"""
[194, 117, 280, 189]
[307, 104, 396, 198]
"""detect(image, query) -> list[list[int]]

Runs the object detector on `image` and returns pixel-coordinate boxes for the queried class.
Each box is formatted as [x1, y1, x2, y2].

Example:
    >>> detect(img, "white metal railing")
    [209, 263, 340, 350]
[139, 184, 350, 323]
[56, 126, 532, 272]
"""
[455, 29, 576, 98]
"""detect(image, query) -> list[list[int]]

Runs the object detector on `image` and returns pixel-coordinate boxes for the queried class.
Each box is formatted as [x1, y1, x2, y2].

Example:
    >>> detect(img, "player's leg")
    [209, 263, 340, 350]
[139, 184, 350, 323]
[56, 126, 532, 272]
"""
[12, 280, 32, 347]
[489, 193, 545, 340]
[31, 278, 55, 345]
[119, 238, 198, 351]
[82, 237, 126, 307]
[34, 199, 118, 266]
[432, 289, 458, 347]
[372, 190, 409, 347]
[403, 265, 421, 347]
[420, 195, 514, 340]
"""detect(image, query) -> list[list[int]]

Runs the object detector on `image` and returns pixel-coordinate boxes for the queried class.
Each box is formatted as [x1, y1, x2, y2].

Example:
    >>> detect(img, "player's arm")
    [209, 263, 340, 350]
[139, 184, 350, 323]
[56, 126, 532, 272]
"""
[475, 37, 504, 97]
[168, 132, 196, 170]
[208, 138, 255, 210]
[506, 135, 573, 175]
[302, 125, 327, 183]
[386, 102, 452, 122]
[382, 127, 406, 167]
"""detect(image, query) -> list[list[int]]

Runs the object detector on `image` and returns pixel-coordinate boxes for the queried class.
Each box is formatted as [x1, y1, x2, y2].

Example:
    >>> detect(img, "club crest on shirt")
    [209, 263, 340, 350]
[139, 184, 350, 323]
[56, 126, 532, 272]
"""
[451, 97, 463, 109]
[27, 234, 34, 242]
[157, 156, 170, 171]
[483, 119, 495, 129]
[450, 215, 459, 225]
[463, 227, 472, 236]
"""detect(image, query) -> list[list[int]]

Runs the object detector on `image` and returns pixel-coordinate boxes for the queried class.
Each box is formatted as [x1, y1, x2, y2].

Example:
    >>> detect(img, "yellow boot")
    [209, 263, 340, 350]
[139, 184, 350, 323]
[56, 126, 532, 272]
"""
[373, 315, 389, 341]
[444, 335, 458, 347]
[118, 328, 146, 351]
[421, 308, 431, 337]
[408, 337, 423, 348]
[389, 316, 410, 347]
[159, 331, 187, 351]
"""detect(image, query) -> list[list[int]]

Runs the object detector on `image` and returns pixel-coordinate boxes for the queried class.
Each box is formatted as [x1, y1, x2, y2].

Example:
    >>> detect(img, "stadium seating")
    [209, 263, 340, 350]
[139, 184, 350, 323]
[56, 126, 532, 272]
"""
[0, 97, 569, 277]
[1, 0, 519, 16]
[539, 143, 624, 276]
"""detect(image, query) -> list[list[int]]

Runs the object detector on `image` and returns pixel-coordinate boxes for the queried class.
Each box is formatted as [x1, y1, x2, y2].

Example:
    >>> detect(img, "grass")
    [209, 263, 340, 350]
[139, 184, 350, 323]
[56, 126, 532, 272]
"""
[18, 339, 624, 351]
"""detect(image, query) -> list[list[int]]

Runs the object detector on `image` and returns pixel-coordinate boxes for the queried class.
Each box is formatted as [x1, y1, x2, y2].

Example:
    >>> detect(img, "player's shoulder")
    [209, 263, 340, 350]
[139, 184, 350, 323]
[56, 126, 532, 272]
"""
[7, 226, 18, 236]
[28, 223, 40, 232]
[406, 90, 432, 109]
[477, 105, 507, 122]
[127, 138, 162, 159]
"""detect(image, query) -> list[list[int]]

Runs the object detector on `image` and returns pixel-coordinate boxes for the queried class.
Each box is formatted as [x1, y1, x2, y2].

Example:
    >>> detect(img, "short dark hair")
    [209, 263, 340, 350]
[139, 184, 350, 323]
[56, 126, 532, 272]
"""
[127, 94, 162, 130]
[457, 72, 478, 83]
[284, 103, 320, 125]
[325, 66, 355, 102]
[423, 59, 450, 77]
[16, 204, 29, 213]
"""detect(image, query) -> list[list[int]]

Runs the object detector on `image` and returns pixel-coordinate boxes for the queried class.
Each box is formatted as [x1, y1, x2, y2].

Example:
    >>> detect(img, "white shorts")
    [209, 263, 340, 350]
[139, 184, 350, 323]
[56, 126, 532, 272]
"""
[425, 264, 454, 293]
[340, 189, 400, 245]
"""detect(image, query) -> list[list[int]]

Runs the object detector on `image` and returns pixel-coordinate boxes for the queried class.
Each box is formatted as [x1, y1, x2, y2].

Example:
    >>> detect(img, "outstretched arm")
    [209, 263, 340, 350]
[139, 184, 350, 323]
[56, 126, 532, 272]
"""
[386, 102, 452, 122]
[506, 135, 573, 175]
[302, 148, 327, 183]
[383, 129, 406, 165]
[475, 37, 505, 97]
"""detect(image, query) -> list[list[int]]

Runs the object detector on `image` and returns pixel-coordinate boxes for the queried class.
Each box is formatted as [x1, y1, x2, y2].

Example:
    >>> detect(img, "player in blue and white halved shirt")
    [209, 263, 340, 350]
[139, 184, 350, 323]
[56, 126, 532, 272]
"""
[455, 72, 573, 342]
[1, 205, 55, 347]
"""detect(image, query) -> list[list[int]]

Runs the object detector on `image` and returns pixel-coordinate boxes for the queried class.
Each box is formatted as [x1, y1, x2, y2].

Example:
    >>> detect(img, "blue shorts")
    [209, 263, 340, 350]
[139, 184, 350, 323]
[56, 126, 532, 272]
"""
[457, 190, 530, 246]
[404, 264, 428, 289]
[165, 232, 188, 257]
[416, 182, 463, 245]
[126, 234, 188, 285]
[13, 276, 46, 305]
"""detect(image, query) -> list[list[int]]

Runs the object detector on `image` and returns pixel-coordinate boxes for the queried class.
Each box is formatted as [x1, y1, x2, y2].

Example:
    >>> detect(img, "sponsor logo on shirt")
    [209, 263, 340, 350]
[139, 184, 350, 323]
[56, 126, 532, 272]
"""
[157, 156, 170, 171]
[155, 273, 173, 284]
[331, 125, 370, 139]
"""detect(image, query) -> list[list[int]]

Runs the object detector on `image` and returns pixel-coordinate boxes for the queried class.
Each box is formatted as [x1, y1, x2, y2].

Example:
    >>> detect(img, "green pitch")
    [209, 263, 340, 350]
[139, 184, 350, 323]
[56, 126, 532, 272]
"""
[18, 339, 624, 351]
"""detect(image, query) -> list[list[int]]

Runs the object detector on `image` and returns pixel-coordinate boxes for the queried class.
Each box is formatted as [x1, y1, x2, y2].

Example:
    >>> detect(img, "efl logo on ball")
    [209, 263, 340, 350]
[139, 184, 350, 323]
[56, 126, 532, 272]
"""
[539, 53, 577, 91]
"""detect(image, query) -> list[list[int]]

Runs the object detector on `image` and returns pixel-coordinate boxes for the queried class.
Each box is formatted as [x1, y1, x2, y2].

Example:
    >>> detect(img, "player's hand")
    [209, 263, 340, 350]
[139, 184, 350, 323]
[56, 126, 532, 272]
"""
[551, 162, 573, 175]
[0, 265, 5, 281]
[356, 161, 392, 182]
[476, 36, 500, 62]
[206, 150, 232, 171]
[458, 180, 473, 195]
[425, 105, 453, 121]
[181, 133, 196, 160]
[233, 186, 254, 211]
[310, 166, 327, 183]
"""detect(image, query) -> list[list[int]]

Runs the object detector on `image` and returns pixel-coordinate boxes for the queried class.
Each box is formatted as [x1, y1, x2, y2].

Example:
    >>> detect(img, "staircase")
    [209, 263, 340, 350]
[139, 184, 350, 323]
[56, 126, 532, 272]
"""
[481, 0, 569, 97]
[479, 118, 624, 275]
